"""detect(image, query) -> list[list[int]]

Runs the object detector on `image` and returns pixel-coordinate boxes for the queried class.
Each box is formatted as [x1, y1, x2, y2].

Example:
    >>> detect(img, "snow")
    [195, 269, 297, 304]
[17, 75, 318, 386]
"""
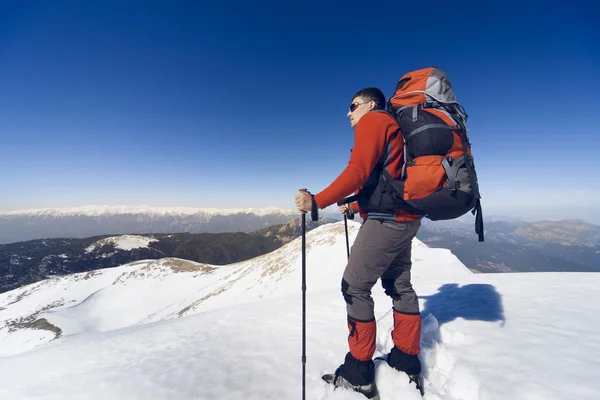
[0, 221, 599, 399]
[85, 234, 159, 252]
[0, 204, 297, 218]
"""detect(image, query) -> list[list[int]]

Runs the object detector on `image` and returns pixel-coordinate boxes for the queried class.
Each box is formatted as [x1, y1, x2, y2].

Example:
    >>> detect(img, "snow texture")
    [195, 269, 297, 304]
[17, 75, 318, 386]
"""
[0, 221, 599, 399]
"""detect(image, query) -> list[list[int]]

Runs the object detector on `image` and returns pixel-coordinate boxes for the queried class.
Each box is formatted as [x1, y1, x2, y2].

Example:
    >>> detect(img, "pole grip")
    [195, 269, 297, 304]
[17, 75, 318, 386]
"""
[337, 199, 355, 220]
[299, 189, 308, 215]
[299, 188, 318, 222]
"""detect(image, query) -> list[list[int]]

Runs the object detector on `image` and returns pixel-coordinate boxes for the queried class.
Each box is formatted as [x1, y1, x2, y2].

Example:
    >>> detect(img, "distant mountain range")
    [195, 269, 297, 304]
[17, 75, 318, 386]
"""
[0, 205, 339, 244]
[0, 216, 336, 294]
[417, 217, 600, 273]
[2, 204, 598, 294]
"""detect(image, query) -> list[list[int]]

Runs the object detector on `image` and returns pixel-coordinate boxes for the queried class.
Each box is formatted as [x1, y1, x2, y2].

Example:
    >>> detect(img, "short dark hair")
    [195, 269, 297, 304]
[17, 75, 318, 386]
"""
[352, 87, 386, 110]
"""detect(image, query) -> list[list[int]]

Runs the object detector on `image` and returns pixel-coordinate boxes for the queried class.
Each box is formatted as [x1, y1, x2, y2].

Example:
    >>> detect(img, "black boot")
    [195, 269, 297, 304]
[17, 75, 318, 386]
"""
[375, 347, 424, 396]
[387, 346, 421, 375]
[322, 352, 379, 399]
[322, 373, 380, 399]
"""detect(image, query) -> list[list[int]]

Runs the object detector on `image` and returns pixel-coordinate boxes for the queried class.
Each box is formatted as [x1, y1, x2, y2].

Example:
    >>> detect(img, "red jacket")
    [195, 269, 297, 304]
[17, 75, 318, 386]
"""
[313, 111, 421, 222]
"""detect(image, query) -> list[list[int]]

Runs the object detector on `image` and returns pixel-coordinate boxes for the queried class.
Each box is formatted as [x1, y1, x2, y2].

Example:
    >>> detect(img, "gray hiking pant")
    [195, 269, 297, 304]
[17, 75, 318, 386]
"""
[342, 219, 421, 321]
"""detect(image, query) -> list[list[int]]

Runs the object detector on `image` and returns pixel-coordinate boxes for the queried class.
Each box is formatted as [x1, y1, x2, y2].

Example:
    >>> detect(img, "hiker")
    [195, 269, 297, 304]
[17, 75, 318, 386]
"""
[294, 87, 424, 399]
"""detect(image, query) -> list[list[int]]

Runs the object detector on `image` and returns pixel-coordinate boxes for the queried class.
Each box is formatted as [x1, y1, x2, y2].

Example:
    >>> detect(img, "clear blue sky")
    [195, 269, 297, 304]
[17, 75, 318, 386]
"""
[0, 1, 598, 223]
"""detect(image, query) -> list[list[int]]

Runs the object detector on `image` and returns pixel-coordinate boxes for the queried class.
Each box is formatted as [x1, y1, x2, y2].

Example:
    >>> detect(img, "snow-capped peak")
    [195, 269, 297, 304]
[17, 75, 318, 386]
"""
[0, 205, 298, 218]
[85, 235, 158, 253]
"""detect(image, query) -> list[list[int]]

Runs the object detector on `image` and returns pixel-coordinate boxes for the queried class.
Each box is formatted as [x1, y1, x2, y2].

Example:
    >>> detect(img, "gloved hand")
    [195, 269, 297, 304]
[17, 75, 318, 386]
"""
[295, 190, 313, 214]
[339, 204, 353, 216]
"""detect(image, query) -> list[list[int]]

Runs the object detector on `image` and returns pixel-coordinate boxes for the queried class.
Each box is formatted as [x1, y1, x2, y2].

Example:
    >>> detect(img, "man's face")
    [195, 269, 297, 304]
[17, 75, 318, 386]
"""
[347, 97, 374, 129]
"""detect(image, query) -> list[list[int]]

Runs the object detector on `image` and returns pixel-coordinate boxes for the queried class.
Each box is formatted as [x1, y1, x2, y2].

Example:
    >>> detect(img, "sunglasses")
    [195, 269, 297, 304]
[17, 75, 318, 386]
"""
[349, 101, 371, 112]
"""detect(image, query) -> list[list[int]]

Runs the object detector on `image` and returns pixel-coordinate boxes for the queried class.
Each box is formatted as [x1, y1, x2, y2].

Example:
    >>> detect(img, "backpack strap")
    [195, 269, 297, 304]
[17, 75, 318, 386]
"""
[339, 110, 413, 211]
[401, 142, 408, 180]
[441, 157, 457, 192]
[443, 104, 484, 242]
[474, 199, 484, 242]
[338, 147, 388, 206]
[405, 123, 456, 141]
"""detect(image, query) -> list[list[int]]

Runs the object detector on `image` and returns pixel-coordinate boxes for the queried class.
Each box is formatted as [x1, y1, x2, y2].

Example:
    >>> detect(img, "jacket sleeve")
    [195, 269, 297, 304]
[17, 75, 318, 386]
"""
[313, 113, 389, 209]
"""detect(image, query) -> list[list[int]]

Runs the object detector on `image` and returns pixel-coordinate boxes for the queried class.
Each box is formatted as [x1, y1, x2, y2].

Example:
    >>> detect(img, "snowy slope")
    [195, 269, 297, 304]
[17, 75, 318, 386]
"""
[1, 221, 599, 399]
[0, 222, 372, 355]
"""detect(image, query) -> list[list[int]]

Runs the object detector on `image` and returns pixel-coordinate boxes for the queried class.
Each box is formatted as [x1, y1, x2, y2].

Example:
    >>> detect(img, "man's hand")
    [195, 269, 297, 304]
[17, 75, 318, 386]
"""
[339, 204, 353, 216]
[295, 190, 313, 214]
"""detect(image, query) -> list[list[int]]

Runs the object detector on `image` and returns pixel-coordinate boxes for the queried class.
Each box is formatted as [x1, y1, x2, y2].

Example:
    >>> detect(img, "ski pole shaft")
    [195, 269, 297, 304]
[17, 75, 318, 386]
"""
[344, 215, 350, 259]
[337, 199, 354, 259]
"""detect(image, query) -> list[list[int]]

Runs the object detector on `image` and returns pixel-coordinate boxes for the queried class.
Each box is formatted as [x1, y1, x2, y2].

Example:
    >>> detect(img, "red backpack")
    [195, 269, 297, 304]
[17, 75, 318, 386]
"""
[382, 67, 483, 241]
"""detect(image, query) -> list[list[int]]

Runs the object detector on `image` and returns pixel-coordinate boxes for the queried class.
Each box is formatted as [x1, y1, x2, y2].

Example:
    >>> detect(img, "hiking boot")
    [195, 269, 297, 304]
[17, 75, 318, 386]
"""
[322, 372, 380, 400]
[375, 351, 425, 396]
[408, 374, 425, 396]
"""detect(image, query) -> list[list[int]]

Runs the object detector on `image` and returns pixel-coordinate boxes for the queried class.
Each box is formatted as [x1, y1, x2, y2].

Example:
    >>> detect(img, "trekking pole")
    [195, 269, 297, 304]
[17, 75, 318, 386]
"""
[299, 189, 308, 400]
[343, 215, 350, 259]
[338, 200, 354, 260]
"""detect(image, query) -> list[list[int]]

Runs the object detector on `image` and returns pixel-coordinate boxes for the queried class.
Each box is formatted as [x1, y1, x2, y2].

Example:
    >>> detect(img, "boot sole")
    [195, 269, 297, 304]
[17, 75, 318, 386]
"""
[321, 374, 380, 399]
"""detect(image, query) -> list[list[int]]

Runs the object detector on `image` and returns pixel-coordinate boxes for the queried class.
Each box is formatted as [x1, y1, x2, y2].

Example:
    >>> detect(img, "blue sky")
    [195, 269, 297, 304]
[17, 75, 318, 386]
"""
[0, 1, 598, 223]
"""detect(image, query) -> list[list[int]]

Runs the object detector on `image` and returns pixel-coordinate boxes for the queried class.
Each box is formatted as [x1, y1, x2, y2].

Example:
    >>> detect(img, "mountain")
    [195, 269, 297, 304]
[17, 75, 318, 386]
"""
[0, 221, 371, 356]
[4, 205, 598, 297]
[0, 205, 305, 244]
[1, 221, 598, 399]
[514, 219, 600, 246]
[0, 217, 335, 294]
[417, 217, 600, 273]
[252, 215, 338, 244]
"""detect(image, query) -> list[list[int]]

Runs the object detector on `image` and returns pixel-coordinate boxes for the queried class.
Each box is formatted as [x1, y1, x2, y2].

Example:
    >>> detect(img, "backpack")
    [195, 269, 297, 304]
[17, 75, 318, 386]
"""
[352, 67, 484, 241]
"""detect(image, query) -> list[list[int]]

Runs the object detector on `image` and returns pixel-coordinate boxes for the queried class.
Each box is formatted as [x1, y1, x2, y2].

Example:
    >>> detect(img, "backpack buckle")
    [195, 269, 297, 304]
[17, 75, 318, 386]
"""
[423, 101, 440, 109]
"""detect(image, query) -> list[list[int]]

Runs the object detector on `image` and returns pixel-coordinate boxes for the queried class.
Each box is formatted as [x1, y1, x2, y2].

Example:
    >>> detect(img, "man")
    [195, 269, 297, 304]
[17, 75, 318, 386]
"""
[295, 88, 424, 399]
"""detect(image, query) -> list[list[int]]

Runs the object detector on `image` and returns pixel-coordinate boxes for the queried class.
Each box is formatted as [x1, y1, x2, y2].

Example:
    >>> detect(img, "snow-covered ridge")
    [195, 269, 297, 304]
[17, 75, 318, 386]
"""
[0, 221, 368, 355]
[85, 235, 159, 253]
[0, 205, 297, 218]
[0, 221, 471, 357]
